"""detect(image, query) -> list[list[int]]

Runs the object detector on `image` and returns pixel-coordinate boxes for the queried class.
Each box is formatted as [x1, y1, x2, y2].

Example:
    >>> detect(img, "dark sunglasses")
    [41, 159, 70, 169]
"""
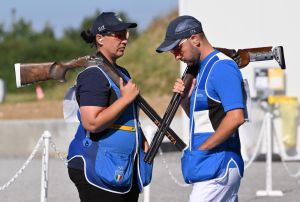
[170, 38, 188, 55]
[100, 30, 129, 40]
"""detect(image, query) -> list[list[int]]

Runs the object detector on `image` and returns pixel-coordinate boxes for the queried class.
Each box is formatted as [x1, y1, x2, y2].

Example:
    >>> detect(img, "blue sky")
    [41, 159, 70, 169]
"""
[0, 0, 178, 37]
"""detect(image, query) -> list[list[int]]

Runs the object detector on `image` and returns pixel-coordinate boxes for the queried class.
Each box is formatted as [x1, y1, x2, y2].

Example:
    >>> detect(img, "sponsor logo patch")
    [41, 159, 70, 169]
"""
[98, 25, 105, 32]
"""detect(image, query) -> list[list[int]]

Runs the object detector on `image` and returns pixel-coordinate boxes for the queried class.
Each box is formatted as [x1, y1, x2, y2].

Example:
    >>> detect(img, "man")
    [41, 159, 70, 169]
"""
[156, 15, 247, 202]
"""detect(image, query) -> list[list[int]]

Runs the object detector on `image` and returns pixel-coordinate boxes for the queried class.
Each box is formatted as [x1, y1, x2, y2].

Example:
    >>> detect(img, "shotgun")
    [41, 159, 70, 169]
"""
[144, 46, 286, 164]
[14, 46, 285, 154]
[15, 55, 187, 151]
[14, 46, 285, 87]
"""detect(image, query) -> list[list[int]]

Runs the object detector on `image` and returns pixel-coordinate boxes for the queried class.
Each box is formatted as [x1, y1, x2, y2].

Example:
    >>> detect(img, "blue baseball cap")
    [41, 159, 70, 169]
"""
[91, 12, 137, 36]
[156, 15, 203, 53]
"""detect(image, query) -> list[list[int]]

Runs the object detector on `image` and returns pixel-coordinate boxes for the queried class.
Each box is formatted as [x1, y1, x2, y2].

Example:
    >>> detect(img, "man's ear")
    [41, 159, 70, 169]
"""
[190, 34, 201, 47]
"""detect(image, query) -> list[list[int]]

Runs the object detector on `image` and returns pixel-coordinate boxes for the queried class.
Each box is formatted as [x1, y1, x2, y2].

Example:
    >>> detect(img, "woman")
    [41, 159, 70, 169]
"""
[67, 12, 152, 202]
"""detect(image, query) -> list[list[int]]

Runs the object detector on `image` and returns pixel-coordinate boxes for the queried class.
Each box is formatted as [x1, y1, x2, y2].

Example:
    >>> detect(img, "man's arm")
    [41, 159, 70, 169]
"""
[199, 109, 244, 150]
[199, 60, 245, 150]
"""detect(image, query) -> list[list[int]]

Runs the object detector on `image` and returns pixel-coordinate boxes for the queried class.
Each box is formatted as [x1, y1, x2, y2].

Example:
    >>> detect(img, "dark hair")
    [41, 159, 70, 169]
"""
[197, 32, 206, 38]
[80, 30, 95, 44]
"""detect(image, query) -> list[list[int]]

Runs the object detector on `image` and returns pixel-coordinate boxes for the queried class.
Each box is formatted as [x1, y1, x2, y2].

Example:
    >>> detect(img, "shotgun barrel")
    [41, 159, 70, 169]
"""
[144, 65, 198, 164]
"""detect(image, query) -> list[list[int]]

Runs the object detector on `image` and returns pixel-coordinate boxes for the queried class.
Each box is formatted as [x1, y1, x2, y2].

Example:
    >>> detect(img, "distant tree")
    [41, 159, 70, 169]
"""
[63, 27, 82, 41]
[11, 18, 34, 39]
[41, 22, 55, 39]
[0, 23, 4, 42]
[79, 10, 101, 31]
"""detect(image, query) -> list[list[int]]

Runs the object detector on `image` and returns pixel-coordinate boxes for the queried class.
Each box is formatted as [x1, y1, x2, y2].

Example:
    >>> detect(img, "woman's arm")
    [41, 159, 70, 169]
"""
[80, 78, 139, 133]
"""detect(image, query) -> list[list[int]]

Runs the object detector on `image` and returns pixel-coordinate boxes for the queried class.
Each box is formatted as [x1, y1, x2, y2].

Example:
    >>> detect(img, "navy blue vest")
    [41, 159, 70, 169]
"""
[181, 51, 245, 184]
[67, 66, 152, 193]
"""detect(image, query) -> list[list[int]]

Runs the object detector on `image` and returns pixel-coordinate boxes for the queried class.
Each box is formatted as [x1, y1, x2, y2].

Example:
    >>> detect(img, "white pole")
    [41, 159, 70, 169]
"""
[266, 112, 273, 193]
[256, 109, 283, 196]
[40, 131, 51, 202]
[143, 184, 150, 202]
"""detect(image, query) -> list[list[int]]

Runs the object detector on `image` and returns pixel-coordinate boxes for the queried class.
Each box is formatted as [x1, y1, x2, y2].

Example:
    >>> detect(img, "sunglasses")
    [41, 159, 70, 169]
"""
[101, 30, 129, 40]
[170, 38, 188, 55]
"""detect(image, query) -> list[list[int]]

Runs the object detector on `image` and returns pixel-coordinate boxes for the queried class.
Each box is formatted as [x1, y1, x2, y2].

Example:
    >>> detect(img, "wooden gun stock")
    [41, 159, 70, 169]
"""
[215, 46, 286, 69]
[14, 56, 90, 88]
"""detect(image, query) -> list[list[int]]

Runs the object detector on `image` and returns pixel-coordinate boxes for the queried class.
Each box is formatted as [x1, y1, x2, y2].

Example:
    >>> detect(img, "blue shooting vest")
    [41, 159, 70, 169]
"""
[67, 66, 152, 193]
[181, 51, 245, 184]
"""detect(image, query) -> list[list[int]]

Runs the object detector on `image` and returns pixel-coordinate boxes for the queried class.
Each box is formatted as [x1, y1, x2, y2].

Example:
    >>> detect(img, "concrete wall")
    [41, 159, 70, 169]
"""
[0, 119, 78, 157]
[0, 117, 184, 157]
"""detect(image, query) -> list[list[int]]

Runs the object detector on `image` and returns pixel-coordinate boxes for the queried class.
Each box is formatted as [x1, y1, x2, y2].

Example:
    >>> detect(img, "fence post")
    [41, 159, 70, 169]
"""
[256, 110, 283, 196]
[40, 131, 51, 202]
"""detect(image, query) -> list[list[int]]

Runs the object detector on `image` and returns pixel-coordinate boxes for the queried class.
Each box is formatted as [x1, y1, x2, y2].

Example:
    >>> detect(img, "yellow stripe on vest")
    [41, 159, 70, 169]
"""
[110, 124, 136, 132]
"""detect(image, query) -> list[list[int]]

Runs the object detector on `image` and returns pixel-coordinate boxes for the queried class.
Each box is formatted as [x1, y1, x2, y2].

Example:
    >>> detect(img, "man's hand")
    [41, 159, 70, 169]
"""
[173, 78, 196, 99]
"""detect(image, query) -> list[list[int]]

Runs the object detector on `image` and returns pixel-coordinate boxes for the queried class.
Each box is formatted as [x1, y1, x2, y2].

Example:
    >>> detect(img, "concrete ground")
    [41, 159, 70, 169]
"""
[1, 152, 300, 202]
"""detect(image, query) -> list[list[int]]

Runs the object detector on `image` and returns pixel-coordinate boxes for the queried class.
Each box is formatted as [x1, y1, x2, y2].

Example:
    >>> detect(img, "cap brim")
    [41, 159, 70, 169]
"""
[109, 23, 137, 31]
[156, 39, 181, 53]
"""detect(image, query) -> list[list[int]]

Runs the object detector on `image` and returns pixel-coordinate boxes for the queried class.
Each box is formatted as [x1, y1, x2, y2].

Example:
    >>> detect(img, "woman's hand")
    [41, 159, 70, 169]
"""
[120, 78, 139, 104]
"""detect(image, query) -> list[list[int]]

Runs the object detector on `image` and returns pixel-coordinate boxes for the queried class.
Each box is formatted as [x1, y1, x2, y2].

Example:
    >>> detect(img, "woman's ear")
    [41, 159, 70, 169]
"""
[96, 34, 104, 45]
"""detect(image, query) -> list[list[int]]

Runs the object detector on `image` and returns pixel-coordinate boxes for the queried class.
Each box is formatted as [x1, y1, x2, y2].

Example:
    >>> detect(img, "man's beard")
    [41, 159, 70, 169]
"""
[188, 48, 200, 67]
